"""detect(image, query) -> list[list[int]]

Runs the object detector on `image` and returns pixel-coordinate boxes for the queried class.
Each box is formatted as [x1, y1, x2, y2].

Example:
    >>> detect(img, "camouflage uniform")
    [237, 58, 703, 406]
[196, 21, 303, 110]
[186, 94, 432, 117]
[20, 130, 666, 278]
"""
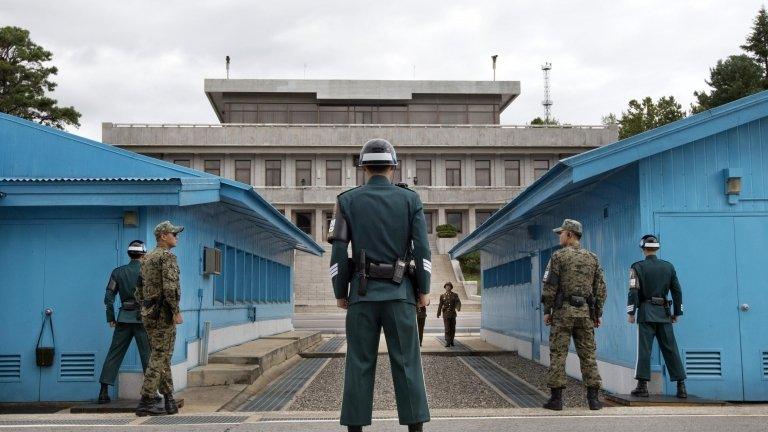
[135, 223, 183, 399]
[437, 290, 461, 346]
[541, 222, 607, 389]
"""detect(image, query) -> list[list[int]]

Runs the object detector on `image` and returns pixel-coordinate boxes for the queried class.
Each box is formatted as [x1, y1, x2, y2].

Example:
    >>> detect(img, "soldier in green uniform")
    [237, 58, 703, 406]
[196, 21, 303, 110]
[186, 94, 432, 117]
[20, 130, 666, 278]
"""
[416, 305, 427, 347]
[134, 221, 184, 417]
[97, 240, 151, 404]
[437, 282, 461, 347]
[627, 234, 687, 398]
[329, 139, 431, 432]
[541, 219, 607, 411]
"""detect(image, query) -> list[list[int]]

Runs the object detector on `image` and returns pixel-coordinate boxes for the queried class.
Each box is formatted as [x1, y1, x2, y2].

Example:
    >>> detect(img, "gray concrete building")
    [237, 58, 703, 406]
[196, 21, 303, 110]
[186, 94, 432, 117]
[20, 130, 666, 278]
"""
[103, 78, 618, 310]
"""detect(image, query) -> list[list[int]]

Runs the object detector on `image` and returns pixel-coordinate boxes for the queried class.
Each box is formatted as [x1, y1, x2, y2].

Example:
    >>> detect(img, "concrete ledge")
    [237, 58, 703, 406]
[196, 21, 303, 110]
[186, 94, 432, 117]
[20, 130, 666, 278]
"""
[209, 338, 299, 370]
[606, 394, 727, 406]
[70, 399, 185, 414]
[187, 364, 262, 387]
[262, 331, 322, 352]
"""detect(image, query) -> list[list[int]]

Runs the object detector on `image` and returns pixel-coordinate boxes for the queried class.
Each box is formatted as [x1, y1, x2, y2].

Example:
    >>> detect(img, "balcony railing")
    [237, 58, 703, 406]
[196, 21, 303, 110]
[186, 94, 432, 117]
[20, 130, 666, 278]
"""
[254, 185, 525, 205]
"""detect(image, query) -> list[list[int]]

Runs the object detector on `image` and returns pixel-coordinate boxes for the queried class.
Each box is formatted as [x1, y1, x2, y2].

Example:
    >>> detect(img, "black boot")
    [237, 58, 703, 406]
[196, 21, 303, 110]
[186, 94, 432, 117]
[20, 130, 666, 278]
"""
[542, 387, 563, 410]
[135, 395, 166, 417]
[408, 423, 423, 432]
[630, 379, 649, 397]
[587, 387, 603, 410]
[97, 383, 111, 404]
[164, 393, 179, 415]
[347, 426, 363, 432]
[676, 381, 687, 399]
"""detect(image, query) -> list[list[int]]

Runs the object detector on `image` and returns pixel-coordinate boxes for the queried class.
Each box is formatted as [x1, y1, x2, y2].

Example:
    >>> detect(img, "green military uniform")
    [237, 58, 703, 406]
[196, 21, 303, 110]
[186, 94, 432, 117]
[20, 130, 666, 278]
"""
[99, 260, 151, 386]
[329, 172, 431, 428]
[437, 289, 461, 346]
[135, 239, 182, 399]
[628, 255, 686, 382]
[416, 306, 427, 346]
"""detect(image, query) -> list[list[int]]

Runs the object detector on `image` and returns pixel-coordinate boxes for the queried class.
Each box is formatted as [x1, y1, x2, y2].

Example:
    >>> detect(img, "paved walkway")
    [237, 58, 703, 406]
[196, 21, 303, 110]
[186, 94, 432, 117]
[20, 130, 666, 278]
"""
[294, 312, 481, 334]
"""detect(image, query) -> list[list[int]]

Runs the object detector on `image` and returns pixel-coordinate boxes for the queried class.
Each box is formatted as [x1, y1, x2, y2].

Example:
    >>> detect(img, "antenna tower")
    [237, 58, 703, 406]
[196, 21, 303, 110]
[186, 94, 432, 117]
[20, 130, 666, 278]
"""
[542, 62, 553, 122]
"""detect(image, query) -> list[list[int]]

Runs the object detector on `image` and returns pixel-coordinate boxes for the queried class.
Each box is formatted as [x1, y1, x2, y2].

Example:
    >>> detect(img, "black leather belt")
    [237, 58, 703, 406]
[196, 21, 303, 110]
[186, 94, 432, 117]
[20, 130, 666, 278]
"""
[121, 300, 139, 311]
[644, 297, 668, 306]
[352, 260, 396, 279]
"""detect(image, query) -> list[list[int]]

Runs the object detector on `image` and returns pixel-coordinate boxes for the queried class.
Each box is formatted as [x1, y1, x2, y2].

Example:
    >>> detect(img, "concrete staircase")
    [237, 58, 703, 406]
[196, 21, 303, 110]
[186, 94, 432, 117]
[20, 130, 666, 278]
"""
[293, 240, 480, 312]
[187, 331, 321, 387]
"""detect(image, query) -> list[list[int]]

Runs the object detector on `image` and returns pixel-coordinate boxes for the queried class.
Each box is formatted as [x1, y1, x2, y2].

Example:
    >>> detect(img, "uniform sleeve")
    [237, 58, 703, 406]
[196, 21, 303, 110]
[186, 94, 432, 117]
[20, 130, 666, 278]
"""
[540, 254, 560, 315]
[329, 200, 351, 300]
[627, 266, 640, 316]
[104, 271, 118, 323]
[592, 262, 607, 317]
[670, 266, 683, 316]
[437, 295, 443, 318]
[162, 253, 181, 316]
[410, 195, 432, 295]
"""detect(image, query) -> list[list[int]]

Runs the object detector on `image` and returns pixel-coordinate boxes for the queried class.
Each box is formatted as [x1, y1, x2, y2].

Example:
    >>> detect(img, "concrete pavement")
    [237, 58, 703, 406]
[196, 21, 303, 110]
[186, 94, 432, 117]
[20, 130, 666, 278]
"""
[293, 312, 481, 334]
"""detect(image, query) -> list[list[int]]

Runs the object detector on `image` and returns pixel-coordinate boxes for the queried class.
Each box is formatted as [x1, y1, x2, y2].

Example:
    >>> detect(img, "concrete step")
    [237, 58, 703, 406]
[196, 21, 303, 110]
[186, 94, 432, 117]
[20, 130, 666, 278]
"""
[187, 363, 261, 387]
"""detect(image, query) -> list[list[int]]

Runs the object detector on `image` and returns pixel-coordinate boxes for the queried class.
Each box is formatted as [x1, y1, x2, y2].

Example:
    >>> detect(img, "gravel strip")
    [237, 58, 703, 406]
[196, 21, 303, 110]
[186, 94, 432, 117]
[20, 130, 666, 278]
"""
[289, 355, 513, 411]
[492, 353, 610, 408]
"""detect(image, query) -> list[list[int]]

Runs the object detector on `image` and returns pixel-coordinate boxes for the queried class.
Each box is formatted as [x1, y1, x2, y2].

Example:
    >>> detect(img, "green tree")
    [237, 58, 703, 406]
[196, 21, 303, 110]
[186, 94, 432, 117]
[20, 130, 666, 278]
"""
[741, 5, 768, 85]
[601, 113, 618, 126]
[691, 55, 763, 113]
[618, 96, 686, 139]
[530, 116, 560, 125]
[0, 26, 81, 129]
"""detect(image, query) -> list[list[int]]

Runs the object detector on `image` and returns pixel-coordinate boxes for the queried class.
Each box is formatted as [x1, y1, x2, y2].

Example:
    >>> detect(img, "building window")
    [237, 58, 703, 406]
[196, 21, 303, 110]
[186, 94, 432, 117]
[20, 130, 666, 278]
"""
[393, 160, 403, 183]
[204, 159, 221, 176]
[424, 211, 434, 233]
[296, 160, 312, 186]
[326, 160, 342, 186]
[534, 159, 550, 180]
[173, 159, 191, 168]
[235, 160, 251, 184]
[446, 160, 462, 186]
[265, 160, 282, 186]
[504, 160, 520, 186]
[294, 211, 313, 235]
[354, 156, 366, 185]
[415, 160, 432, 186]
[476, 210, 495, 227]
[446, 211, 463, 233]
[323, 211, 333, 242]
[475, 160, 491, 186]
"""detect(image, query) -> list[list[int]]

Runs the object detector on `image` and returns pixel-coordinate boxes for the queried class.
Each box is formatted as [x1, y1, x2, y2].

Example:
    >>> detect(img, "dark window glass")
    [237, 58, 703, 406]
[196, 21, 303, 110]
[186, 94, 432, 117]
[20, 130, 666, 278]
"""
[424, 211, 434, 233]
[323, 211, 333, 242]
[296, 160, 312, 186]
[393, 160, 403, 183]
[504, 160, 520, 186]
[354, 156, 366, 185]
[326, 160, 342, 186]
[174, 159, 191, 168]
[235, 160, 251, 184]
[265, 160, 282, 186]
[415, 160, 432, 186]
[294, 212, 312, 235]
[204, 160, 221, 176]
[446, 211, 463, 233]
[446, 160, 462, 186]
[475, 160, 491, 186]
[476, 210, 495, 227]
[534, 159, 550, 180]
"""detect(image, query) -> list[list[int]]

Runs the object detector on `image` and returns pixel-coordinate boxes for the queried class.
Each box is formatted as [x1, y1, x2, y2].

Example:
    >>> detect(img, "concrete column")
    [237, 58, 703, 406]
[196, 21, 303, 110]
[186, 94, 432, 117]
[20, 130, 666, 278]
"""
[313, 209, 324, 244]
[285, 157, 294, 187]
[438, 207, 447, 227]
[468, 207, 477, 234]
[436, 157, 446, 186]
[466, 155, 474, 187]
[254, 157, 265, 187]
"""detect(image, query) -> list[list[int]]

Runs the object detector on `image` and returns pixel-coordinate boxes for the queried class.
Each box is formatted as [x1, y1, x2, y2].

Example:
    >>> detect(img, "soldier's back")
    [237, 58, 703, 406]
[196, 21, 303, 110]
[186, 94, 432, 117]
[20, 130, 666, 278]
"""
[554, 246, 600, 297]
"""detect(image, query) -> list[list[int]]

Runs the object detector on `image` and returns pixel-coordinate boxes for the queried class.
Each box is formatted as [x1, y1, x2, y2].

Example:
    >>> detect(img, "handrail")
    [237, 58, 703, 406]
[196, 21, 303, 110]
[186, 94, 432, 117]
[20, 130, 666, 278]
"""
[106, 122, 611, 130]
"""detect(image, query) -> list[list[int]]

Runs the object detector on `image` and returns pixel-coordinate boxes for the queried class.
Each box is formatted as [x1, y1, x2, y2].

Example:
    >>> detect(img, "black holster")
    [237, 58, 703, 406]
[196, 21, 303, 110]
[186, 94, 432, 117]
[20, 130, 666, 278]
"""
[587, 295, 597, 321]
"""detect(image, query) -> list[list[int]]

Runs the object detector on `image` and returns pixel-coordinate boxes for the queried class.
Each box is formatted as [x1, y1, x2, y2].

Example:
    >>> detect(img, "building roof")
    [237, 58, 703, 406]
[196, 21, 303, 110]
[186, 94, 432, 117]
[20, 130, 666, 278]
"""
[204, 79, 520, 120]
[450, 90, 768, 258]
[0, 113, 323, 256]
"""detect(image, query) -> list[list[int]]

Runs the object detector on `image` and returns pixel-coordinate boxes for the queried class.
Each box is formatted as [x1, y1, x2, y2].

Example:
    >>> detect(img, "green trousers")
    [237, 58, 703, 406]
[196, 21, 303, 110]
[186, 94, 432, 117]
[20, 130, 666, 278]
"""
[342, 300, 430, 427]
[635, 322, 686, 382]
[99, 323, 150, 386]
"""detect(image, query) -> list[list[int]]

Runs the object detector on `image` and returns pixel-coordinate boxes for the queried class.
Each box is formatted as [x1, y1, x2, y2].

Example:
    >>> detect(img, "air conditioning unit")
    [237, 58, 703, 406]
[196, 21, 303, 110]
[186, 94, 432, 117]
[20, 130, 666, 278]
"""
[203, 247, 222, 275]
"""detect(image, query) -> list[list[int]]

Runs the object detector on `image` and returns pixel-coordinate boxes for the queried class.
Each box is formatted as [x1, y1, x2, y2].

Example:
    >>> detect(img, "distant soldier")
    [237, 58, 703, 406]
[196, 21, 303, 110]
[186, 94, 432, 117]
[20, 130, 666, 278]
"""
[627, 234, 687, 398]
[437, 282, 461, 347]
[97, 240, 151, 404]
[134, 221, 184, 417]
[416, 305, 427, 346]
[541, 219, 606, 411]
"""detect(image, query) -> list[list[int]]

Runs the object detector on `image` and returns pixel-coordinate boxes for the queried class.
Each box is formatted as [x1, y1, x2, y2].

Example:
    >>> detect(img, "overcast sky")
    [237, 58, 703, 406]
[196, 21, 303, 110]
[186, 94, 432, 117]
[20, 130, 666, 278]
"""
[1, 0, 764, 140]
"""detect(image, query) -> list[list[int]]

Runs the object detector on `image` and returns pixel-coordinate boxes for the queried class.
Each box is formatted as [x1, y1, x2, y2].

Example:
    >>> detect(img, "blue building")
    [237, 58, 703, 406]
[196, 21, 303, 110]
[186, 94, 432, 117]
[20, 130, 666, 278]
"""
[0, 113, 323, 402]
[450, 92, 768, 401]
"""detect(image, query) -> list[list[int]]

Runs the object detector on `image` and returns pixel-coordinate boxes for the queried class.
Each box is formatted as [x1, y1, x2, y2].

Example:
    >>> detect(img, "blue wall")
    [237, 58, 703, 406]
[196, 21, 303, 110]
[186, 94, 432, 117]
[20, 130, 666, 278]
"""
[481, 164, 642, 368]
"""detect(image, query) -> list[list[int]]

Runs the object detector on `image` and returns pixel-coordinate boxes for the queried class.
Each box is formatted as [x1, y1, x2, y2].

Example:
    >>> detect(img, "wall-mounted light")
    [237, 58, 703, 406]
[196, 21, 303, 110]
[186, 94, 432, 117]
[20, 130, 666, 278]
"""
[123, 211, 139, 227]
[724, 168, 743, 205]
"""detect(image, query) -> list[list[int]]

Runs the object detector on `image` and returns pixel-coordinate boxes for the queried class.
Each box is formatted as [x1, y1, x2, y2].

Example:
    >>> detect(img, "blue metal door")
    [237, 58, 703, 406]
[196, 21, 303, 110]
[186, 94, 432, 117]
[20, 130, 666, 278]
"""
[733, 216, 768, 401]
[0, 224, 46, 402]
[659, 216, 744, 400]
[530, 254, 541, 361]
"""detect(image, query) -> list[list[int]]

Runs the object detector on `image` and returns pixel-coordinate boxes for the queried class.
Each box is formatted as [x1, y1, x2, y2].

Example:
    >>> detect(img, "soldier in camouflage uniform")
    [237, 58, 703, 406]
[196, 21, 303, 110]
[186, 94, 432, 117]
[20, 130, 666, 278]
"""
[134, 221, 184, 417]
[541, 219, 607, 411]
[437, 282, 461, 347]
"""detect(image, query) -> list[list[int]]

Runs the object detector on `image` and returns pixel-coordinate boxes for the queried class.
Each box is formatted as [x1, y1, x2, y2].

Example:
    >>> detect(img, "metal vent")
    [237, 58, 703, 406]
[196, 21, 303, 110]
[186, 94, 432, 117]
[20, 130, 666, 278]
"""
[59, 353, 95, 381]
[763, 352, 768, 379]
[685, 351, 722, 378]
[142, 415, 249, 425]
[0, 354, 21, 382]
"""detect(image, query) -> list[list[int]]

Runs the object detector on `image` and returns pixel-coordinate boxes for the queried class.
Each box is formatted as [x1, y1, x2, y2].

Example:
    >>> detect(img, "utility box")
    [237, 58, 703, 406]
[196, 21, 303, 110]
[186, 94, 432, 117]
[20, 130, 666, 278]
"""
[203, 247, 222, 275]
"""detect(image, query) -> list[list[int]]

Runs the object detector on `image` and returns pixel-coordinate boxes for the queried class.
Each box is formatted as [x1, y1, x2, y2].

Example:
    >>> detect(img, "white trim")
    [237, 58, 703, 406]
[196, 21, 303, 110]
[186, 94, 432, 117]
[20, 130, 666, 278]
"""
[361, 153, 395, 162]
